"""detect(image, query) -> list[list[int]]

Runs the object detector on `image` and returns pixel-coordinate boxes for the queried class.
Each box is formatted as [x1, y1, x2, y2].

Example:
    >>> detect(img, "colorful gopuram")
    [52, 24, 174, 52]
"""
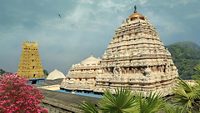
[61, 7, 179, 96]
[17, 41, 44, 80]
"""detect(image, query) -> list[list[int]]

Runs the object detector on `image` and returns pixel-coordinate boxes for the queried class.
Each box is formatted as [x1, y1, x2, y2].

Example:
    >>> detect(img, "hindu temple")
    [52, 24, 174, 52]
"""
[61, 7, 179, 96]
[17, 41, 44, 83]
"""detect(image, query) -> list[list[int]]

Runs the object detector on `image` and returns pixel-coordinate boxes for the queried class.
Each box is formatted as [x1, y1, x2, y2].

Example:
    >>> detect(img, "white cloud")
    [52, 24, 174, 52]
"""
[138, 0, 148, 6]
[40, 2, 117, 32]
[146, 11, 185, 35]
[97, 0, 129, 13]
[80, 0, 94, 4]
[185, 11, 200, 19]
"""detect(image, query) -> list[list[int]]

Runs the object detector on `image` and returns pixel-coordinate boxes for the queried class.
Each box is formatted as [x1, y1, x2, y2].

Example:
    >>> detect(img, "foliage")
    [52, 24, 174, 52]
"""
[43, 69, 49, 77]
[172, 79, 200, 112]
[80, 101, 99, 113]
[80, 89, 165, 113]
[99, 88, 137, 113]
[167, 41, 200, 79]
[163, 103, 185, 113]
[0, 74, 48, 113]
[136, 93, 164, 113]
[192, 64, 200, 81]
[81, 85, 200, 113]
[0, 69, 6, 75]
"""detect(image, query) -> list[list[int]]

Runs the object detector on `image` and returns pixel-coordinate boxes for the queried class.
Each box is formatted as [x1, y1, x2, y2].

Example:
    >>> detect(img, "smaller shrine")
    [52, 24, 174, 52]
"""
[60, 55, 102, 91]
[46, 69, 65, 80]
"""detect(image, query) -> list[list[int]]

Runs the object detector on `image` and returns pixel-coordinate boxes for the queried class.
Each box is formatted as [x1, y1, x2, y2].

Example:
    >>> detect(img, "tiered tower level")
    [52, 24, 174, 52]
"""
[61, 8, 179, 96]
[94, 9, 179, 95]
[17, 42, 44, 79]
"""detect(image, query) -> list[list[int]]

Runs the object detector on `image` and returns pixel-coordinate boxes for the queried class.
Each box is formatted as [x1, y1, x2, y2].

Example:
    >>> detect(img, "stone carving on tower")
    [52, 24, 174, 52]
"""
[17, 41, 44, 79]
[61, 6, 179, 96]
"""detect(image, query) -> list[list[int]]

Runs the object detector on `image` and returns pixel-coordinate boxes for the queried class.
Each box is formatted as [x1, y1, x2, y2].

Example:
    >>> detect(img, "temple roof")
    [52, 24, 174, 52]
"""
[46, 69, 65, 80]
[81, 55, 100, 65]
[129, 5, 145, 20]
[129, 12, 144, 19]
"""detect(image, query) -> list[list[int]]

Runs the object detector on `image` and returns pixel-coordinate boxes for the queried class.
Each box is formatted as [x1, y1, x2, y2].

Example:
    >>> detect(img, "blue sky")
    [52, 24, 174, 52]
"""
[0, 0, 199, 74]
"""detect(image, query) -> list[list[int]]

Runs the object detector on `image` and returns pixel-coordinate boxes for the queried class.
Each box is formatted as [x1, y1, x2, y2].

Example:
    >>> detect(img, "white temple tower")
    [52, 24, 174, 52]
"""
[94, 7, 179, 95]
[61, 7, 179, 96]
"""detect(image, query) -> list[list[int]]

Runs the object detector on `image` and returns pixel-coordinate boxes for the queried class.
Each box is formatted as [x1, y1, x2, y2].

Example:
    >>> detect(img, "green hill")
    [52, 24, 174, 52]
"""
[167, 41, 200, 79]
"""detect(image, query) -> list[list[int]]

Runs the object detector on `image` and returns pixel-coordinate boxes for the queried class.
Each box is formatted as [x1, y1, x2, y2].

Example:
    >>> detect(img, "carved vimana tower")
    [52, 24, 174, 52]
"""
[94, 6, 179, 95]
[17, 41, 44, 81]
[61, 6, 179, 96]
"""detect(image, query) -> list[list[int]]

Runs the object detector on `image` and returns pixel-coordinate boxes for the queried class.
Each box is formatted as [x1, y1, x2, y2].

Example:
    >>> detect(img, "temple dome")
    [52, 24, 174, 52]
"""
[46, 69, 65, 80]
[129, 12, 144, 18]
[81, 55, 100, 65]
[129, 12, 145, 20]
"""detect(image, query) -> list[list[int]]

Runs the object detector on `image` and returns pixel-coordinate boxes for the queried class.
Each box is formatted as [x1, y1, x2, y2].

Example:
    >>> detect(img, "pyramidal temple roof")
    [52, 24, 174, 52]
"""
[46, 69, 65, 80]
[129, 12, 144, 19]
[101, 8, 169, 67]
[80, 55, 100, 65]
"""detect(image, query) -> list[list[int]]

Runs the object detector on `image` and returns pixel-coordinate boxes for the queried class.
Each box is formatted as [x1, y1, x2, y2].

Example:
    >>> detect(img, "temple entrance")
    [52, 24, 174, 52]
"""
[29, 78, 45, 84]
[32, 80, 37, 84]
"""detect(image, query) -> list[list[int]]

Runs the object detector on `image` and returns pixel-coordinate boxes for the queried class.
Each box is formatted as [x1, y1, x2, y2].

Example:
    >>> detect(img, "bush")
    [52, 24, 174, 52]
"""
[0, 74, 48, 113]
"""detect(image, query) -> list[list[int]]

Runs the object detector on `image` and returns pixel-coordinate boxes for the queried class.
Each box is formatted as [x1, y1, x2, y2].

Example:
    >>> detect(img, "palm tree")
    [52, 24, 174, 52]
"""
[80, 101, 99, 113]
[80, 88, 166, 113]
[164, 102, 185, 113]
[135, 92, 164, 113]
[172, 79, 200, 113]
[98, 88, 137, 113]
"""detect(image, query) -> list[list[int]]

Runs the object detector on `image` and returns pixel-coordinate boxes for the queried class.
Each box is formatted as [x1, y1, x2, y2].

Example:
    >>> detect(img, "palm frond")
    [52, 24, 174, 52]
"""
[172, 79, 200, 112]
[99, 88, 137, 113]
[137, 92, 164, 113]
[164, 103, 186, 113]
[80, 101, 99, 113]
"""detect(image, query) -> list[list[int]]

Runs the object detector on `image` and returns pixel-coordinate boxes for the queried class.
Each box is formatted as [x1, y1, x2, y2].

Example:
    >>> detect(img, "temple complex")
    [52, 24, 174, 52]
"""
[61, 7, 179, 96]
[17, 41, 44, 80]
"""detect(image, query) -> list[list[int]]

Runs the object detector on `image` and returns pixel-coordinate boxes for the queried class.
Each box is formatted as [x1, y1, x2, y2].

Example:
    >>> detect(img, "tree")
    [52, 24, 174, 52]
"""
[0, 74, 48, 113]
[43, 69, 49, 77]
[136, 92, 164, 113]
[192, 64, 200, 81]
[163, 103, 185, 113]
[99, 88, 137, 113]
[80, 88, 137, 113]
[80, 101, 99, 113]
[167, 41, 200, 79]
[0, 69, 6, 75]
[172, 79, 200, 113]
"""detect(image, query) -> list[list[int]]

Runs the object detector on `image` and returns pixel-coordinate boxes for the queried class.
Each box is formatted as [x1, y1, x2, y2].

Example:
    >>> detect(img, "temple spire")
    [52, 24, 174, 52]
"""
[134, 5, 137, 13]
[17, 42, 44, 80]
